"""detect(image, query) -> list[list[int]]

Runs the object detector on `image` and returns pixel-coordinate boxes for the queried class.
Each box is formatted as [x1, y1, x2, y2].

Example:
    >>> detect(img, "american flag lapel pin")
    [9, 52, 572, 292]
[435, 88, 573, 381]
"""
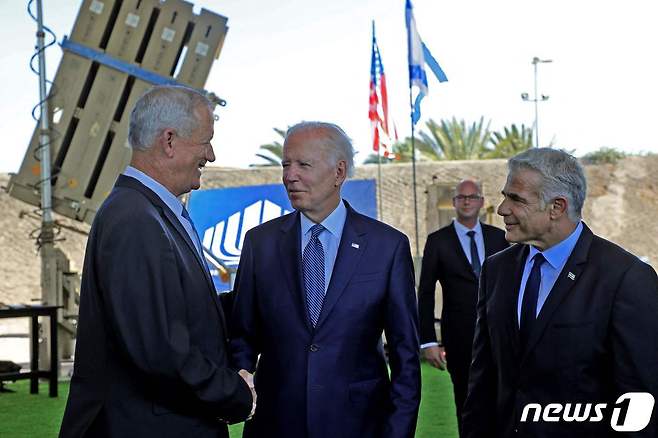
[567, 272, 576, 280]
[351, 243, 360, 249]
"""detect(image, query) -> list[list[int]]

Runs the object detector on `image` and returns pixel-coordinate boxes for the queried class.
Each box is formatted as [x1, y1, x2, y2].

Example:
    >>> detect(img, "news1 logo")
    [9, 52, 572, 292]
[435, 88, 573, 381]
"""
[520, 392, 655, 432]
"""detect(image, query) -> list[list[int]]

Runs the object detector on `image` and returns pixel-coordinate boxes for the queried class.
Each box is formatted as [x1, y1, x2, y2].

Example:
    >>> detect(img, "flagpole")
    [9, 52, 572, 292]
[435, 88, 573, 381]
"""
[377, 151, 383, 221]
[409, 88, 420, 257]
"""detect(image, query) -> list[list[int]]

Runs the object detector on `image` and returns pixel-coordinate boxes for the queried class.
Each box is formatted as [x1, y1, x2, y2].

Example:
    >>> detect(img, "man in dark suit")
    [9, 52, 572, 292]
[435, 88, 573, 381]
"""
[463, 148, 658, 437]
[230, 122, 421, 438]
[417, 179, 508, 435]
[59, 86, 254, 437]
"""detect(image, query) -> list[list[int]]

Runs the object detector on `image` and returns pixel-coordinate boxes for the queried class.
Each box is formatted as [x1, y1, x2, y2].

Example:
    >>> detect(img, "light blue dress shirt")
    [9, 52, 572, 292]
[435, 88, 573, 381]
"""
[453, 219, 486, 267]
[123, 166, 204, 258]
[516, 221, 583, 325]
[300, 200, 347, 295]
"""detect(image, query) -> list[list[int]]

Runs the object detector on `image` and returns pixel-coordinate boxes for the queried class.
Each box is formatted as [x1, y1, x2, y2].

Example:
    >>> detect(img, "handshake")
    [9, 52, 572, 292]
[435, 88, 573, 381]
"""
[238, 369, 257, 420]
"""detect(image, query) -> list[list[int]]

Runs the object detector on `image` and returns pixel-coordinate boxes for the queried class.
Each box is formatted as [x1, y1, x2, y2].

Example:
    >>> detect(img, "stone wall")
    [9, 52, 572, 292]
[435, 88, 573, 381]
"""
[1, 155, 657, 306]
[201, 156, 658, 265]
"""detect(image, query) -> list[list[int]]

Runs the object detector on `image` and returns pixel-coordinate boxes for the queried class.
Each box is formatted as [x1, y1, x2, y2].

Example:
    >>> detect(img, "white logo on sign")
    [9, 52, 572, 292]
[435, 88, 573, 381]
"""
[202, 199, 290, 264]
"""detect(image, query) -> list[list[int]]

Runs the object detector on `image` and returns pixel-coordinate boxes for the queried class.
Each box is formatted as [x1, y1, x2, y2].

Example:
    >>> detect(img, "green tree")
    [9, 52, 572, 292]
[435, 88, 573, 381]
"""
[485, 124, 533, 158]
[581, 147, 627, 165]
[418, 117, 491, 160]
[250, 127, 286, 167]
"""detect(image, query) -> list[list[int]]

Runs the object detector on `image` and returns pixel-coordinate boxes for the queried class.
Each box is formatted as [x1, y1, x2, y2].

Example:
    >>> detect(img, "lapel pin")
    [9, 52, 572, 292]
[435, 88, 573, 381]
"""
[567, 272, 576, 280]
[351, 243, 360, 249]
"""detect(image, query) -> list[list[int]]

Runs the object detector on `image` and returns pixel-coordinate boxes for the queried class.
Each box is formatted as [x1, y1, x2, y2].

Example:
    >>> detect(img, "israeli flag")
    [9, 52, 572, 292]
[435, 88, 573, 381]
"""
[406, 0, 448, 125]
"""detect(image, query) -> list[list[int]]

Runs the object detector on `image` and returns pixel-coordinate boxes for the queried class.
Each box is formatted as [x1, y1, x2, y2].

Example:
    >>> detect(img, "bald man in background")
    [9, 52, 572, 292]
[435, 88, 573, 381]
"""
[417, 179, 508, 436]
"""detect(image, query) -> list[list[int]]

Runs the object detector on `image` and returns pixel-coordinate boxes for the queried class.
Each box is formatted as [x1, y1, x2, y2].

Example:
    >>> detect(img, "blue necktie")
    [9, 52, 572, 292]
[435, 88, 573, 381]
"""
[303, 224, 325, 327]
[466, 230, 481, 277]
[181, 206, 204, 258]
[520, 253, 546, 349]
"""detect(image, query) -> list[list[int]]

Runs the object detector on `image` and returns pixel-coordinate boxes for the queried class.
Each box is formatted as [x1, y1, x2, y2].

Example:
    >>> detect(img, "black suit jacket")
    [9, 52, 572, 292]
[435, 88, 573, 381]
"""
[418, 222, 508, 367]
[59, 175, 252, 438]
[463, 224, 658, 438]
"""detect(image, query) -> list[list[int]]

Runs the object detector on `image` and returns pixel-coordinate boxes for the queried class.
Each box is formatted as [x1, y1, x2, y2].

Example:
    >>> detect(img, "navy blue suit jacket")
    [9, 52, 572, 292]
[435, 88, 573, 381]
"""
[59, 175, 252, 438]
[230, 201, 421, 438]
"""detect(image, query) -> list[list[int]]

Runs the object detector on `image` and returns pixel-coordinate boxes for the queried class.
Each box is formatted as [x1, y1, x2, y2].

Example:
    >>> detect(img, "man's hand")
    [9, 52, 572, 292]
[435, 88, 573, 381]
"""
[238, 369, 257, 420]
[423, 345, 447, 370]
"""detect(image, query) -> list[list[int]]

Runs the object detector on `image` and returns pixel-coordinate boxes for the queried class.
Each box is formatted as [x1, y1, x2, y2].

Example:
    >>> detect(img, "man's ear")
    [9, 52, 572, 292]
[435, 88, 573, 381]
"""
[161, 128, 176, 158]
[335, 160, 347, 186]
[550, 196, 568, 219]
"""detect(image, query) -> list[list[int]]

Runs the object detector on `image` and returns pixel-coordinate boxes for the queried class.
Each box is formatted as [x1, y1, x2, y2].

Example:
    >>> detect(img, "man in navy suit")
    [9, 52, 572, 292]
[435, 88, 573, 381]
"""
[230, 121, 421, 438]
[60, 86, 253, 437]
[462, 148, 658, 437]
[418, 179, 508, 435]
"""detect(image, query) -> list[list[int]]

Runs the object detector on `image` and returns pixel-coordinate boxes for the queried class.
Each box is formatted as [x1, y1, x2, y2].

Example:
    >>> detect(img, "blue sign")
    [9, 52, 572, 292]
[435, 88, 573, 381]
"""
[188, 180, 377, 291]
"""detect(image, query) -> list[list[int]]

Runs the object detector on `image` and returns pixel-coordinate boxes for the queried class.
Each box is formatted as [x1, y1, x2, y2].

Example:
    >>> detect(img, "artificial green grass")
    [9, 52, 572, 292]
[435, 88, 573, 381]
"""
[0, 363, 457, 437]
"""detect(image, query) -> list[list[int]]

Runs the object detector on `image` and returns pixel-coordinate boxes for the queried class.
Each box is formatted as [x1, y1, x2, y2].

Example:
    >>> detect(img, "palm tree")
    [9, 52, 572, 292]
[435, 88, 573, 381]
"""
[250, 127, 286, 167]
[418, 117, 491, 160]
[485, 124, 533, 158]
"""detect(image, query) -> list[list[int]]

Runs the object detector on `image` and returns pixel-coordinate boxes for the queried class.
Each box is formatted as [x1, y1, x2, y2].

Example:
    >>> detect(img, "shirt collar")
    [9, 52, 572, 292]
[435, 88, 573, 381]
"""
[123, 166, 185, 216]
[528, 221, 584, 269]
[453, 218, 483, 236]
[300, 199, 347, 238]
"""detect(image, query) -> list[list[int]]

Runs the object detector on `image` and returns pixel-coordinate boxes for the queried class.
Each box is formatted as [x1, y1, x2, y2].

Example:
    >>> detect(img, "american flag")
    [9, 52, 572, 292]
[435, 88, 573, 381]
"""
[369, 22, 396, 157]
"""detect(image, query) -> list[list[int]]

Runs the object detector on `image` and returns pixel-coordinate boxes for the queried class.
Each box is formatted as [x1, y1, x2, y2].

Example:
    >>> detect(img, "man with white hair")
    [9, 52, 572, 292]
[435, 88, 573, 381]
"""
[462, 147, 658, 437]
[60, 86, 254, 437]
[230, 121, 421, 438]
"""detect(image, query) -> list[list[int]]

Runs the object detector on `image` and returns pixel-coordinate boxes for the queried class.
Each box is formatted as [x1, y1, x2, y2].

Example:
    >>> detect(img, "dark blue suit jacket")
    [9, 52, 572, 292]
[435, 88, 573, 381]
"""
[59, 175, 252, 438]
[230, 201, 421, 438]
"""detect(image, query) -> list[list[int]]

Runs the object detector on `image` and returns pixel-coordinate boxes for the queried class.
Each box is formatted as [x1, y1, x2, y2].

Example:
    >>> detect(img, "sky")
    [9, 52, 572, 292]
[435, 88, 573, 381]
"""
[1, 0, 657, 173]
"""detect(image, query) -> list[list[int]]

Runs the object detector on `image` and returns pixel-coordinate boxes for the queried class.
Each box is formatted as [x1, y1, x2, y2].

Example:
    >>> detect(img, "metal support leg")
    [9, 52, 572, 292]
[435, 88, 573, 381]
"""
[30, 315, 39, 394]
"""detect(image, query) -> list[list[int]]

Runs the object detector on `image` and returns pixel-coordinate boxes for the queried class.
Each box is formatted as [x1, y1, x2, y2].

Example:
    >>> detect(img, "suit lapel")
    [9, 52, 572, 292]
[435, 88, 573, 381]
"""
[522, 226, 592, 361]
[448, 222, 477, 280]
[482, 224, 499, 258]
[315, 204, 367, 330]
[504, 245, 528, 360]
[277, 213, 311, 330]
[116, 176, 227, 331]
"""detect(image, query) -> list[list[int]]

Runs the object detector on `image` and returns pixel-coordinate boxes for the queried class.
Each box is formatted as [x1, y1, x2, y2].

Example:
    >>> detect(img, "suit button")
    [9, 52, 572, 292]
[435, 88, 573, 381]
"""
[309, 344, 319, 352]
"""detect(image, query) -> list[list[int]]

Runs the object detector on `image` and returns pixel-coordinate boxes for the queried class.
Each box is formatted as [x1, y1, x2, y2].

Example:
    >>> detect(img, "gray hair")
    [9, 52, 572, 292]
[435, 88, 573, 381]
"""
[128, 85, 212, 151]
[508, 148, 587, 222]
[285, 121, 356, 177]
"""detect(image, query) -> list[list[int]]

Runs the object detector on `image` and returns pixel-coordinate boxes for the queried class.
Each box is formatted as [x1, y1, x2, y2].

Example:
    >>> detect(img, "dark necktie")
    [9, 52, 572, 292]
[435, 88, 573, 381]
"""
[181, 206, 204, 258]
[466, 230, 481, 277]
[520, 253, 546, 349]
[303, 224, 326, 327]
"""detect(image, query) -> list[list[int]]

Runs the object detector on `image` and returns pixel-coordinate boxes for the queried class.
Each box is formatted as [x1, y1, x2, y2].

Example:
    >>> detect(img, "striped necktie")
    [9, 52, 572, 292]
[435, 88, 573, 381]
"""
[181, 205, 204, 258]
[303, 224, 325, 327]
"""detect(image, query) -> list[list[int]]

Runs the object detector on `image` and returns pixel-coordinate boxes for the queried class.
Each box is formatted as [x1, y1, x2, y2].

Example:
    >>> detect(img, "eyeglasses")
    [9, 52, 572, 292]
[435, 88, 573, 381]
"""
[454, 194, 482, 202]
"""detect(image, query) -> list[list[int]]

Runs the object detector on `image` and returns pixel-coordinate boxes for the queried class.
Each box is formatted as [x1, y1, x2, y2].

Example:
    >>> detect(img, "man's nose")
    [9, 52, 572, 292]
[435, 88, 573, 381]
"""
[283, 167, 298, 183]
[206, 144, 216, 163]
[497, 199, 508, 216]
